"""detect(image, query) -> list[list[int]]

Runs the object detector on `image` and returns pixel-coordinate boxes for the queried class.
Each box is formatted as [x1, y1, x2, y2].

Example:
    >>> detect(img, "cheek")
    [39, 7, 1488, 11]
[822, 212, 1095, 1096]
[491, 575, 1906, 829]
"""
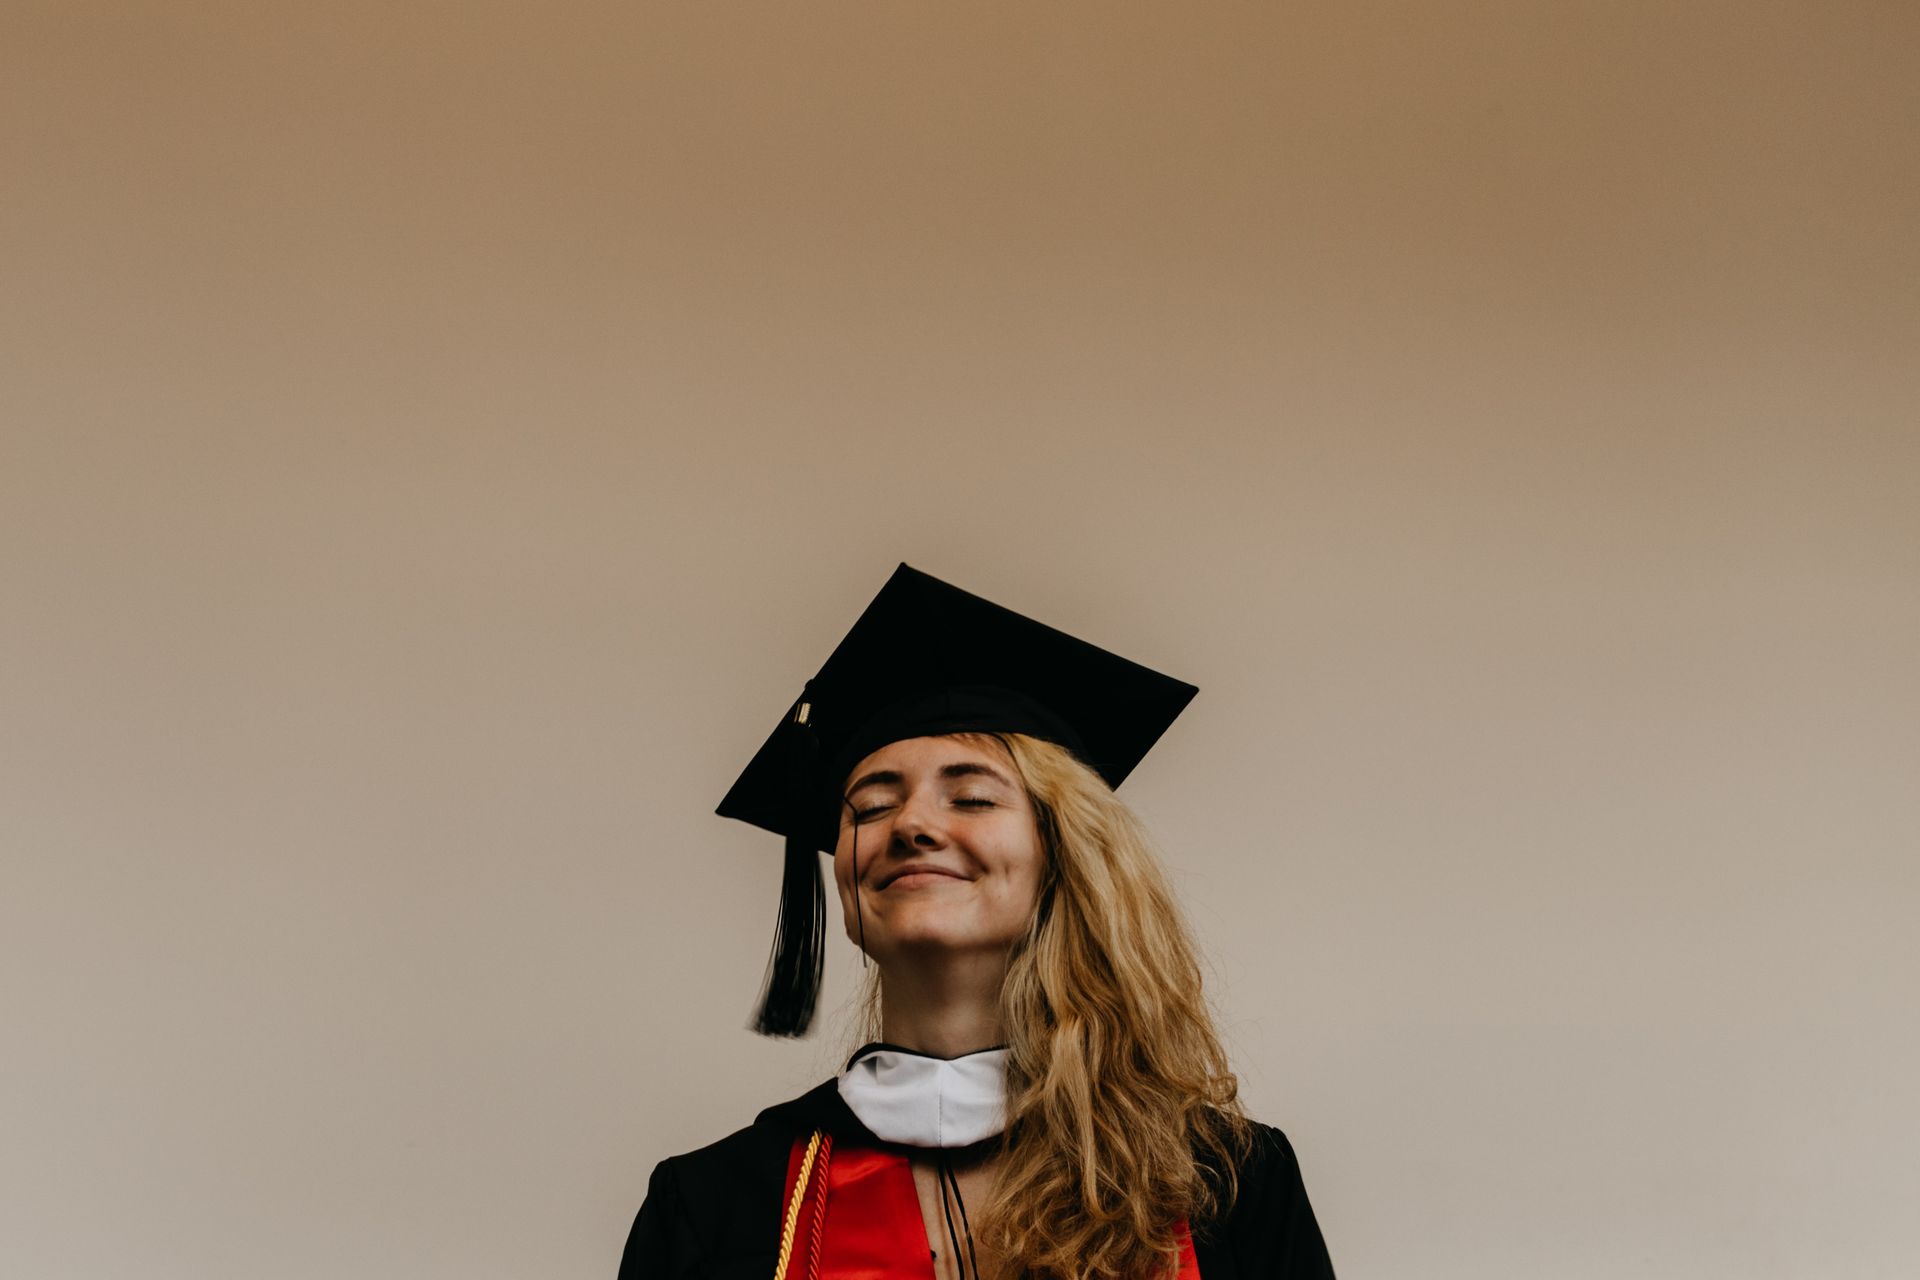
[831, 842, 858, 897]
[1011, 861, 1046, 916]
[987, 829, 1047, 909]
[831, 826, 879, 913]
[831, 821, 864, 881]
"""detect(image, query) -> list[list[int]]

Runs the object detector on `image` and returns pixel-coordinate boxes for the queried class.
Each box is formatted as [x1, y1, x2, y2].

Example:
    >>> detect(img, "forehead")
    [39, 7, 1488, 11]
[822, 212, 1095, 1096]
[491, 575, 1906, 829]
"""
[842, 733, 1012, 783]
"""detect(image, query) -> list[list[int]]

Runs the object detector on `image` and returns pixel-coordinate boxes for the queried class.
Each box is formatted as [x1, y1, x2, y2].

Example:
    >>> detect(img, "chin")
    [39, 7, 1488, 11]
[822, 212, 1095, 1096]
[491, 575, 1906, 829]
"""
[875, 913, 967, 949]
[874, 912, 1017, 955]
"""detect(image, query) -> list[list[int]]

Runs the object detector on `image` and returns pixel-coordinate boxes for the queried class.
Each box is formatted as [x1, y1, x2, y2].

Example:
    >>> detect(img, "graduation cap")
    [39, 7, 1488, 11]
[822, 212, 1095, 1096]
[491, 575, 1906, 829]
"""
[719, 562, 1199, 1037]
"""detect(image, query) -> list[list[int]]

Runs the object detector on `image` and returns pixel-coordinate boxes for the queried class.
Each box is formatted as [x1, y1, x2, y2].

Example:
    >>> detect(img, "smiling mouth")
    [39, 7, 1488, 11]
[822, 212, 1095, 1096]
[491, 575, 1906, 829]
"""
[877, 867, 969, 889]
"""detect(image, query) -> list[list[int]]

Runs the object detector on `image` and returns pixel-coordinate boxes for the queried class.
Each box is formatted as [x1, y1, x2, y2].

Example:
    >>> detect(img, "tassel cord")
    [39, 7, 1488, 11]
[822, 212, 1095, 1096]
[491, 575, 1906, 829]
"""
[850, 811, 867, 964]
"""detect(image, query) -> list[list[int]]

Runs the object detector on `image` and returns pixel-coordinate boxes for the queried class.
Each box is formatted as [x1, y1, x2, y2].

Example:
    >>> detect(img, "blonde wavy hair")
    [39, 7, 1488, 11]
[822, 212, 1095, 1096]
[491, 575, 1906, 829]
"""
[853, 730, 1253, 1280]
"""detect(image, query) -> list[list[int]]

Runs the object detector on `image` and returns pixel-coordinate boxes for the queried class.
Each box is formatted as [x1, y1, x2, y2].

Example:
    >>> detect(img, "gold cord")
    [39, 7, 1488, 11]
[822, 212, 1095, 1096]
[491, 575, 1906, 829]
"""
[772, 1130, 824, 1280]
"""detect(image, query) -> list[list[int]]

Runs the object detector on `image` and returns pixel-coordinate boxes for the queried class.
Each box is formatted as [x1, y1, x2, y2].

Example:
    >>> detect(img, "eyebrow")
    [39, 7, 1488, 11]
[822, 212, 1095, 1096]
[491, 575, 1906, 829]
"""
[844, 761, 1015, 798]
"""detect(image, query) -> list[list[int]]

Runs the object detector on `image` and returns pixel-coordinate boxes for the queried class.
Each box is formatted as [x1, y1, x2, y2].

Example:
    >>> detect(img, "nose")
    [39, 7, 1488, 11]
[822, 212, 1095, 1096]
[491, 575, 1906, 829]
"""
[890, 789, 948, 851]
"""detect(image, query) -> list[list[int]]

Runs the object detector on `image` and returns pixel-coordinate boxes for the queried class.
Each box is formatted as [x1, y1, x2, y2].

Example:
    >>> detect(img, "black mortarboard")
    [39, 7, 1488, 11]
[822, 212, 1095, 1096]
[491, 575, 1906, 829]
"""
[718, 562, 1199, 1037]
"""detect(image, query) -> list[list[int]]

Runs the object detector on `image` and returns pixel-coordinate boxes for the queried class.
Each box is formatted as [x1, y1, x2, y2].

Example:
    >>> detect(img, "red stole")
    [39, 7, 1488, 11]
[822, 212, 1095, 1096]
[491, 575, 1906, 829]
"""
[777, 1132, 1201, 1279]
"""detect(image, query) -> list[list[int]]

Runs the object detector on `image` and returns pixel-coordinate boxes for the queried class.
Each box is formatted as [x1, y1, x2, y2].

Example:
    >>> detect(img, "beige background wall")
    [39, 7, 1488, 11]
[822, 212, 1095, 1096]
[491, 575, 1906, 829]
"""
[3, 3, 1915, 1277]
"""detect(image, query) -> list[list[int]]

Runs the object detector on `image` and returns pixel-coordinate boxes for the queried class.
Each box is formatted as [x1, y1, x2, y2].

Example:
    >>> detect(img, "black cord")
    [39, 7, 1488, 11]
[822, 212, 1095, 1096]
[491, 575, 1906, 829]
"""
[936, 1151, 969, 1279]
[943, 1155, 983, 1280]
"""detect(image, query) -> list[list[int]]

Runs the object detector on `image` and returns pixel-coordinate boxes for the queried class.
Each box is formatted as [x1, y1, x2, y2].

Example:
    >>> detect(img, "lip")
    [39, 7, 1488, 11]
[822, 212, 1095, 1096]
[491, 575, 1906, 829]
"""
[876, 865, 971, 890]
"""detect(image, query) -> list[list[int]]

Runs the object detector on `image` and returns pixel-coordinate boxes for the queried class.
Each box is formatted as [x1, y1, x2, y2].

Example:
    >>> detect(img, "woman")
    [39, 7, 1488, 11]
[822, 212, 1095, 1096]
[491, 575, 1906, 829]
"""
[620, 565, 1334, 1280]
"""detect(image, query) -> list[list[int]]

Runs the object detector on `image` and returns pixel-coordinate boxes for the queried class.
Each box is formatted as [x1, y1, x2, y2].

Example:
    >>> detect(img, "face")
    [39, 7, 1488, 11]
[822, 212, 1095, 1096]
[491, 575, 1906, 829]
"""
[833, 734, 1047, 961]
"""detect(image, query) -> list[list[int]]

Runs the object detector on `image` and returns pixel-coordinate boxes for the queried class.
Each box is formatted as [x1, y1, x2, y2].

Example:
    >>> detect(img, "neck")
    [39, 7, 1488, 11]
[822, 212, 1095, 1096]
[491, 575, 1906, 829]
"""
[876, 948, 1009, 1058]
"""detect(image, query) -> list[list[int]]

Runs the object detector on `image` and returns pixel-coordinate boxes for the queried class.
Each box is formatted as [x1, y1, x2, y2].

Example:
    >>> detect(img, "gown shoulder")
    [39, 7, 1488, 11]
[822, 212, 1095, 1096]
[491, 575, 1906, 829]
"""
[615, 1079, 859, 1280]
[1189, 1120, 1337, 1280]
[617, 1086, 1335, 1279]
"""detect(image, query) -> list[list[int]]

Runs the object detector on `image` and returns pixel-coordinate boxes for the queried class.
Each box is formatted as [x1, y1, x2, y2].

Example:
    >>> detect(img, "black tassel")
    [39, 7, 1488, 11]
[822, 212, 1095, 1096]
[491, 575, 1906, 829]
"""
[751, 687, 826, 1037]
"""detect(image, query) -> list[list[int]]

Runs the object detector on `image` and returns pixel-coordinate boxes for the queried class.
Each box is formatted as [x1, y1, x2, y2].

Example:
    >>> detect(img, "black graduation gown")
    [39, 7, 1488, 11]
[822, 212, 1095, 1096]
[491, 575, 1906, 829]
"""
[618, 1079, 1336, 1279]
